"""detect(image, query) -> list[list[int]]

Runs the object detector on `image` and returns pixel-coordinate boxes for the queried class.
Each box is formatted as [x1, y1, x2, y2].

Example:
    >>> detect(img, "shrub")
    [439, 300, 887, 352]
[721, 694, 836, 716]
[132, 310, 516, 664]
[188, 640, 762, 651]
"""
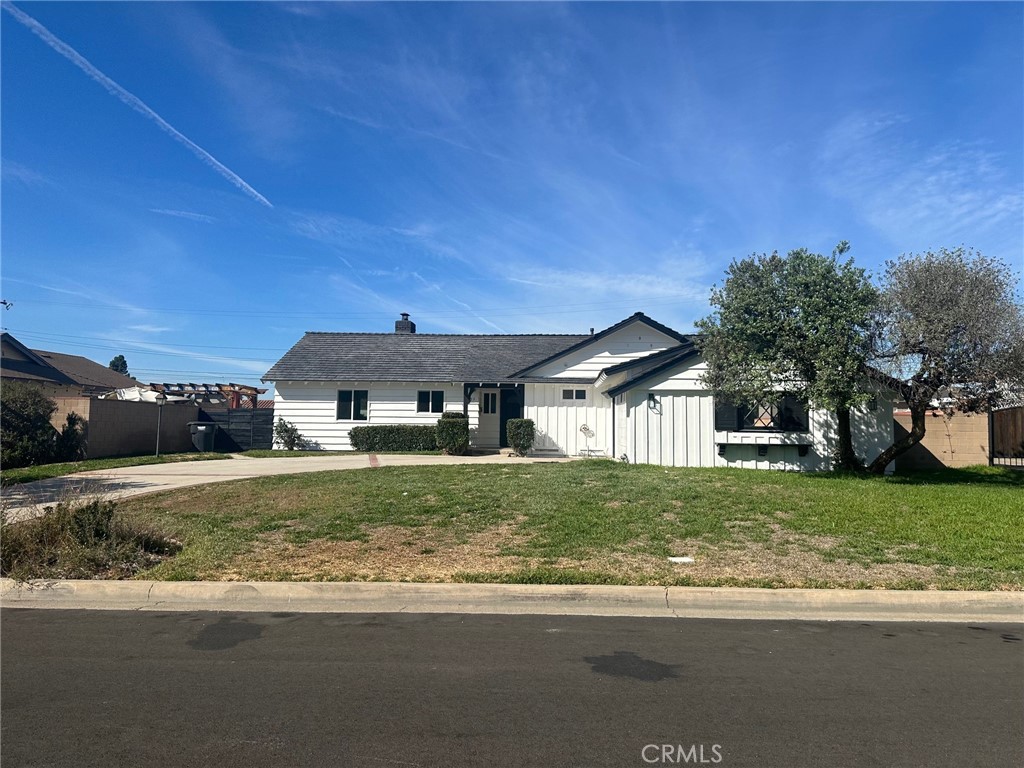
[436, 412, 469, 455]
[55, 412, 87, 462]
[273, 418, 304, 450]
[506, 418, 535, 456]
[349, 424, 437, 452]
[0, 381, 60, 469]
[0, 499, 179, 580]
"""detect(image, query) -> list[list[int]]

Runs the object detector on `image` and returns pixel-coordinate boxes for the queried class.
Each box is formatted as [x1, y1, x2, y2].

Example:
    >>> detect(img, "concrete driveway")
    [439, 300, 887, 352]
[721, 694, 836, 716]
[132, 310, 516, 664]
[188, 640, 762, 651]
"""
[2, 452, 574, 522]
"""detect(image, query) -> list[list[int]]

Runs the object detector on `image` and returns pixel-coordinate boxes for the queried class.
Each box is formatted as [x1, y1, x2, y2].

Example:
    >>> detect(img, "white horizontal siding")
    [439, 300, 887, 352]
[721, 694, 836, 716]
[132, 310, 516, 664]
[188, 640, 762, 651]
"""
[274, 381, 473, 450]
[523, 384, 612, 456]
[530, 324, 678, 379]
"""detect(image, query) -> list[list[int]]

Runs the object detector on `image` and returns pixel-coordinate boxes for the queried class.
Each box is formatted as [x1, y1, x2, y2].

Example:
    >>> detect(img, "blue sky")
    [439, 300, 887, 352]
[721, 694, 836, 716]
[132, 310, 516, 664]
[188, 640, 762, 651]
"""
[3, 1, 1021, 390]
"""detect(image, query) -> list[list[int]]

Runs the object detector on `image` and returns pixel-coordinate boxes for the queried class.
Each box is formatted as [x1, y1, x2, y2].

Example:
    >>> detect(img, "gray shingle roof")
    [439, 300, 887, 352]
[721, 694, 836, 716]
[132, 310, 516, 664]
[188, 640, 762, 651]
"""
[263, 333, 592, 384]
[32, 349, 140, 392]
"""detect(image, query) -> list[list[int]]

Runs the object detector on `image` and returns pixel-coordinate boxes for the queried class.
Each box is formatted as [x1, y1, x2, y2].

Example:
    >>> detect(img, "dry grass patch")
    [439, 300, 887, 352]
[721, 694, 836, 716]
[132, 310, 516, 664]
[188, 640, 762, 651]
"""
[231, 520, 531, 581]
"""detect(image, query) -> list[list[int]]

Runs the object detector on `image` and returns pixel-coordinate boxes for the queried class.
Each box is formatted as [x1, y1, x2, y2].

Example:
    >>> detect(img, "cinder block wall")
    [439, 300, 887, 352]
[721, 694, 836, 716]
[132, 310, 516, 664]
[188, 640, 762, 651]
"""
[52, 397, 199, 458]
[894, 410, 989, 470]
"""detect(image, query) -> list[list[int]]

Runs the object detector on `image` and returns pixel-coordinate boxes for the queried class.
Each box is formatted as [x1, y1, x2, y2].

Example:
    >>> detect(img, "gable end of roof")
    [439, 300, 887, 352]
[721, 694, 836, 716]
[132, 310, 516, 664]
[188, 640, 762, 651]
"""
[509, 312, 690, 378]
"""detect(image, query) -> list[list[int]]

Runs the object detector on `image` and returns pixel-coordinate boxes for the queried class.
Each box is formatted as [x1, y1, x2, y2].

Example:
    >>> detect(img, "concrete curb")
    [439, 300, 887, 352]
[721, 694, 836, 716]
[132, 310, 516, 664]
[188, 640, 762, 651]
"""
[2, 579, 1021, 622]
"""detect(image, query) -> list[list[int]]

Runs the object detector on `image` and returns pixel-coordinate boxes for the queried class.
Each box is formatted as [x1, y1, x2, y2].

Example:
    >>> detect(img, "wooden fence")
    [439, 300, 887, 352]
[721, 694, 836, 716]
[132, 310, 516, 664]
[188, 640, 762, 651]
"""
[198, 407, 274, 452]
[991, 407, 1024, 467]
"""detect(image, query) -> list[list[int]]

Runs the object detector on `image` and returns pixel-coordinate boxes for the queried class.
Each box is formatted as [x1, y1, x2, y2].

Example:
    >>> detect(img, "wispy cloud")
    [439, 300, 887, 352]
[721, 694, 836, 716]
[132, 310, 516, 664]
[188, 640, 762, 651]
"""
[1, 160, 56, 188]
[96, 336, 271, 373]
[2, 2, 272, 208]
[818, 112, 1023, 252]
[149, 208, 216, 223]
[3, 277, 150, 315]
[126, 324, 173, 334]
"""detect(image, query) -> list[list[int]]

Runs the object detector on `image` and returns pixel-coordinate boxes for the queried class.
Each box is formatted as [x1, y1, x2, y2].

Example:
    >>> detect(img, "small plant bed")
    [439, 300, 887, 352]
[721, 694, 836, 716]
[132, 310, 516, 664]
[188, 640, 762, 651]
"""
[0, 453, 229, 487]
[114, 462, 1024, 589]
[0, 499, 181, 580]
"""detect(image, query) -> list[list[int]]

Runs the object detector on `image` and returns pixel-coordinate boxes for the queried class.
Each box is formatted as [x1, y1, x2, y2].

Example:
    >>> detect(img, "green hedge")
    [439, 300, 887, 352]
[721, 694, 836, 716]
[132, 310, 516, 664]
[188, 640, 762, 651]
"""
[506, 418, 535, 456]
[436, 413, 469, 455]
[349, 424, 437, 452]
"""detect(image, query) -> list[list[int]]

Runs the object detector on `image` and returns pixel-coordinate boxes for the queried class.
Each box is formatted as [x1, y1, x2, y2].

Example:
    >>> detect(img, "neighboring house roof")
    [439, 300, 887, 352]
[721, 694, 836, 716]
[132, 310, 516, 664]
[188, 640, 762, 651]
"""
[263, 333, 591, 384]
[32, 349, 140, 392]
[1, 332, 77, 387]
[509, 312, 690, 378]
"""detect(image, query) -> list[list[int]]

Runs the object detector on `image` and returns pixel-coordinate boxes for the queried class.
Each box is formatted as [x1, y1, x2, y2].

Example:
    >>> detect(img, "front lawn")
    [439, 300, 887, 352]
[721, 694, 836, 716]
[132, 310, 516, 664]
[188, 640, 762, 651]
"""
[1, 452, 230, 487]
[115, 462, 1024, 589]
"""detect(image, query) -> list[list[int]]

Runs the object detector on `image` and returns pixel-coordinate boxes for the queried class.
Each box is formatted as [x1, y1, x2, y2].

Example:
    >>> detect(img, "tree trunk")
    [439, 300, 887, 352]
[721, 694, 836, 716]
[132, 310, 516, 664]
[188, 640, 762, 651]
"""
[834, 406, 861, 471]
[867, 403, 927, 474]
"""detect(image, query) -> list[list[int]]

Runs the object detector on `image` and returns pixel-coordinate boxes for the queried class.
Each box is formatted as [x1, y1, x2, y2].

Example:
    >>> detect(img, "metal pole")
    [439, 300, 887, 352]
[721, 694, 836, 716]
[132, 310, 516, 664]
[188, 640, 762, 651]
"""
[155, 403, 163, 457]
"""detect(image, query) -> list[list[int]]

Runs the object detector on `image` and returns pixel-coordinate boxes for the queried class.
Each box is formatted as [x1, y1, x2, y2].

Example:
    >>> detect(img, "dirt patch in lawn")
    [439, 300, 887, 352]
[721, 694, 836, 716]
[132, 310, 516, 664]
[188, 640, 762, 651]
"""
[226, 519, 532, 581]
[564, 525, 956, 588]
[212, 517, 983, 588]
[572, 542, 950, 588]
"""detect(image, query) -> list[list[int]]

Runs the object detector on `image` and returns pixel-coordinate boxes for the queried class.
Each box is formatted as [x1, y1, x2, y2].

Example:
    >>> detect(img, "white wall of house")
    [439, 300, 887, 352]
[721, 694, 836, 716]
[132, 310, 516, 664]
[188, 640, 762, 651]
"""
[524, 383, 612, 456]
[612, 355, 895, 471]
[273, 381, 472, 450]
[529, 323, 679, 379]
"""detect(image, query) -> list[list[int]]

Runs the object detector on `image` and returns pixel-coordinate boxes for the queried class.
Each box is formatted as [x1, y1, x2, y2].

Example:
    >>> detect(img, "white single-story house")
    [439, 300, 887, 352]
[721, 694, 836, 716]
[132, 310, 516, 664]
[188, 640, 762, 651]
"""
[263, 312, 894, 471]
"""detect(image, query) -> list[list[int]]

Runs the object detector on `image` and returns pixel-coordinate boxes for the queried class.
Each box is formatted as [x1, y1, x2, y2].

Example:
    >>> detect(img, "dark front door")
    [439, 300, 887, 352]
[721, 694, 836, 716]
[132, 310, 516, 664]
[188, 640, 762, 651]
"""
[499, 388, 524, 448]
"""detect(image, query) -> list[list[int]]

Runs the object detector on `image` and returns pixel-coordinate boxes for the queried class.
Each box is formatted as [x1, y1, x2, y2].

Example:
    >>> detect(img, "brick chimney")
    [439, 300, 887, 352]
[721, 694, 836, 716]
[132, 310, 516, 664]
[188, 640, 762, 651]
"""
[395, 313, 416, 334]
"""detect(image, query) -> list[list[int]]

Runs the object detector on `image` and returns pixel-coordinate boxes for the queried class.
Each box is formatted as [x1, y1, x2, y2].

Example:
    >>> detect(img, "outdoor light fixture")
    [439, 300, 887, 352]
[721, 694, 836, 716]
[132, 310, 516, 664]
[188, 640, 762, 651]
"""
[717, 443, 727, 457]
[647, 393, 658, 409]
[757, 445, 768, 457]
[867, 397, 878, 412]
[154, 392, 167, 457]
[798, 445, 810, 457]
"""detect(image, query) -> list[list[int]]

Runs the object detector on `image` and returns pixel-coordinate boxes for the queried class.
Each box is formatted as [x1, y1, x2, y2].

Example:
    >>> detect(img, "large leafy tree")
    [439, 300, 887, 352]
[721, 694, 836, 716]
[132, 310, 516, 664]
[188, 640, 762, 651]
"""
[108, 354, 129, 376]
[866, 247, 1024, 473]
[696, 243, 879, 470]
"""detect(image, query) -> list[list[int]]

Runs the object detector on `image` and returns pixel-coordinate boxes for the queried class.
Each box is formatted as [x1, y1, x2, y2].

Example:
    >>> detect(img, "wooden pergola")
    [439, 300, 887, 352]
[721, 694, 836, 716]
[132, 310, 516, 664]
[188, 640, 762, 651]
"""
[148, 382, 267, 409]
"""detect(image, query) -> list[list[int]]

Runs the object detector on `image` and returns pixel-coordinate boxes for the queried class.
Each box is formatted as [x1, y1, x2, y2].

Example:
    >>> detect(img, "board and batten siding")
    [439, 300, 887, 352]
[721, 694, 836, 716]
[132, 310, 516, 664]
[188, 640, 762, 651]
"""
[624, 390, 717, 468]
[528, 324, 679, 379]
[621, 391, 893, 470]
[616, 355, 895, 471]
[273, 382, 473, 450]
[524, 384, 612, 456]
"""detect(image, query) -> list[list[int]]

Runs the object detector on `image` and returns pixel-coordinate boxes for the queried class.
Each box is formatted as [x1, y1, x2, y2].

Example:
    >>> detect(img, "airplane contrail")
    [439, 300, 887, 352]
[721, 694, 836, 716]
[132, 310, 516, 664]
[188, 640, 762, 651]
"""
[2, 1, 272, 208]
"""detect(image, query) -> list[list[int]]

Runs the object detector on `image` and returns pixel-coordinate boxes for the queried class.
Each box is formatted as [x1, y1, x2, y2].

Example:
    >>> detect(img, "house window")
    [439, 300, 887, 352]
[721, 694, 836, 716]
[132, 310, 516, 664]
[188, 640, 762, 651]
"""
[337, 389, 369, 421]
[417, 390, 444, 413]
[714, 395, 808, 432]
[482, 392, 497, 414]
[562, 389, 586, 401]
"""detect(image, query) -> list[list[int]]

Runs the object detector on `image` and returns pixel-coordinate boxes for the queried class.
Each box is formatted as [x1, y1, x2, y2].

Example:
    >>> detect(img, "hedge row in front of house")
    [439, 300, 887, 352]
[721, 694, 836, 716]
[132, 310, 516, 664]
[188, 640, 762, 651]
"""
[348, 424, 438, 452]
[348, 414, 536, 456]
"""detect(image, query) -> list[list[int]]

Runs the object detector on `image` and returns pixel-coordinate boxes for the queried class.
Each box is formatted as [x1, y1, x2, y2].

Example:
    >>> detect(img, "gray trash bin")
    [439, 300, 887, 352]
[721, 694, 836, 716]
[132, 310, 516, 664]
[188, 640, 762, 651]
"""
[188, 422, 218, 452]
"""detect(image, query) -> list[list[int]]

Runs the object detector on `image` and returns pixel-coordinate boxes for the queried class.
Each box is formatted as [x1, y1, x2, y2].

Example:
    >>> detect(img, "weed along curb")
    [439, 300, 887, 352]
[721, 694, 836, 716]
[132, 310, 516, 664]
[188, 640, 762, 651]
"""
[2, 579, 1022, 622]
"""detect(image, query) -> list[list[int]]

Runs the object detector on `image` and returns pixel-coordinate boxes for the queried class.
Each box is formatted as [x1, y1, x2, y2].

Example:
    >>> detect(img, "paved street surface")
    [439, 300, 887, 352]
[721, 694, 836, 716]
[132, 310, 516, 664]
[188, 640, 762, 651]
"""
[2, 610, 1021, 767]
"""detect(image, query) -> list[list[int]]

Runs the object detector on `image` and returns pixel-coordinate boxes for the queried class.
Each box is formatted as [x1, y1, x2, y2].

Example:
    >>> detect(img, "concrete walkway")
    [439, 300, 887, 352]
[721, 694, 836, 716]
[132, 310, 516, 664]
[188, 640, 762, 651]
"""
[3, 579, 1021, 622]
[1, 452, 574, 521]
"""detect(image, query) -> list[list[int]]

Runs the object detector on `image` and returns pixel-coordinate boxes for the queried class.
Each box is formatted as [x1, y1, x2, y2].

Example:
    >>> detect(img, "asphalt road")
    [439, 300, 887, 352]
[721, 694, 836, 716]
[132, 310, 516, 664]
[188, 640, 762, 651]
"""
[2, 610, 1021, 767]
